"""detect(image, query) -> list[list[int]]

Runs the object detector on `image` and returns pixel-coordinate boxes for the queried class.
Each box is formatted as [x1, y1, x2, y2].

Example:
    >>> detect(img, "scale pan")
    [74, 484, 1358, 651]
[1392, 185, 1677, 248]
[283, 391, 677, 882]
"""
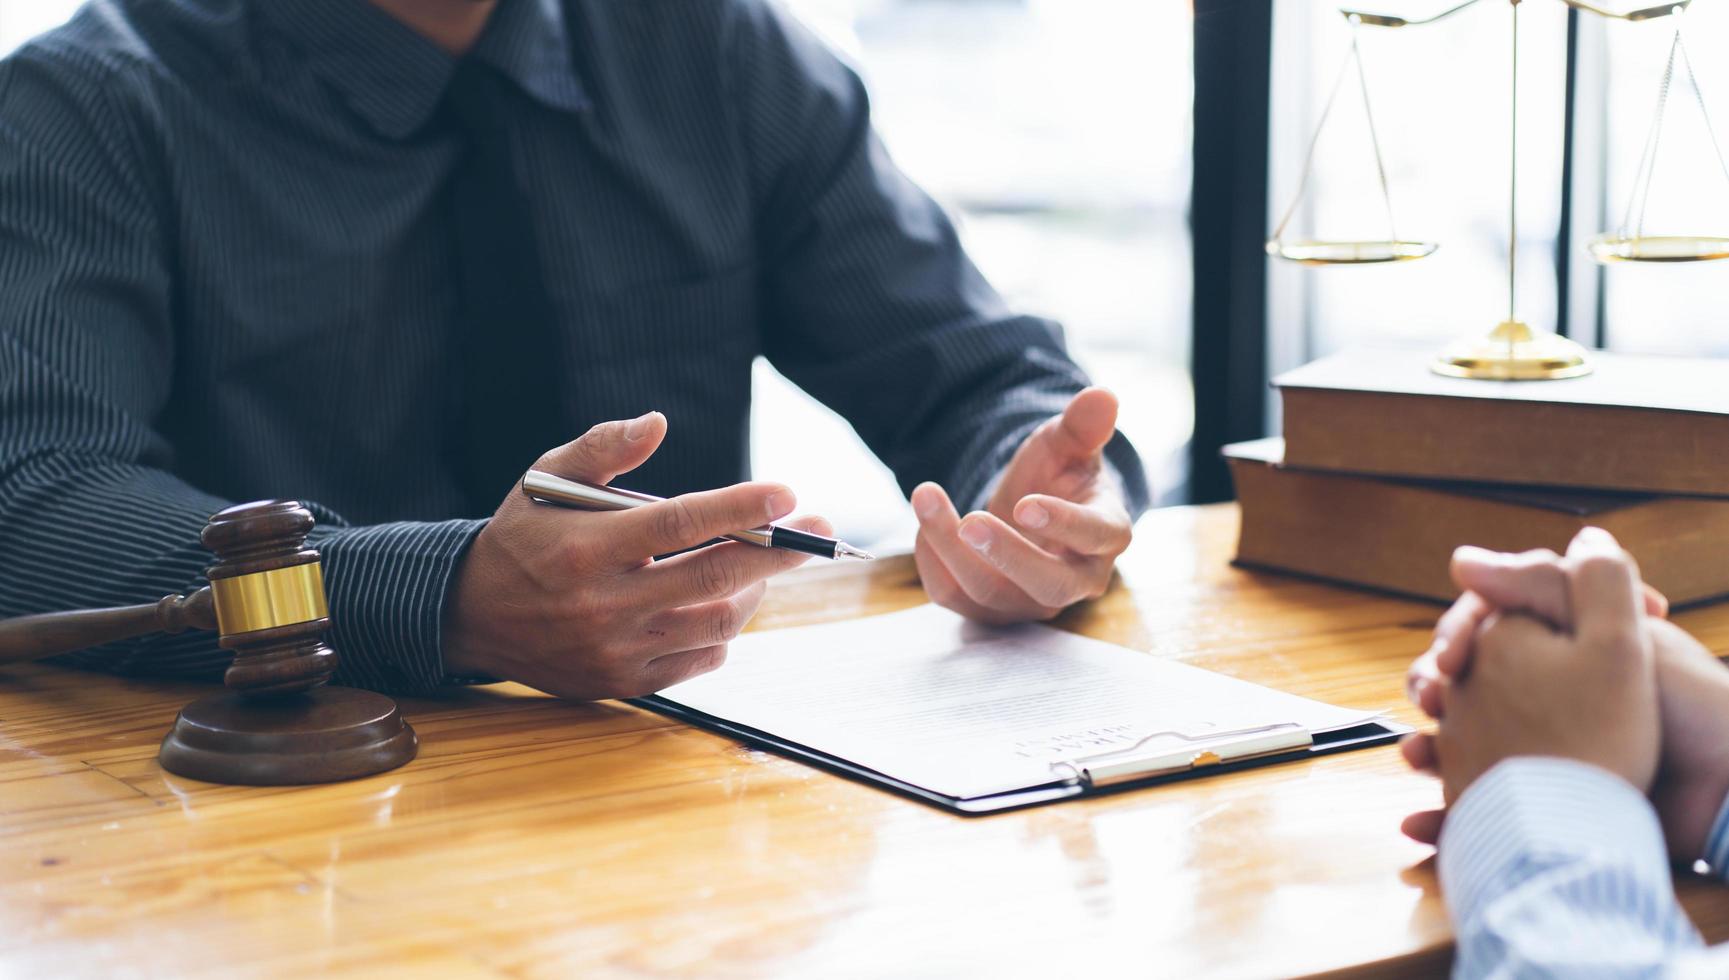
[1265, 239, 1439, 265]
[1587, 235, 1729, 264]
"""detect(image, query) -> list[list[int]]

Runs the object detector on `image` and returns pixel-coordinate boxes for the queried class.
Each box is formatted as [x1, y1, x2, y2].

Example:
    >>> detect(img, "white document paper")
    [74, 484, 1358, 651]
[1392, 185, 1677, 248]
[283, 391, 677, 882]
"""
[657, 604, 1382, 800]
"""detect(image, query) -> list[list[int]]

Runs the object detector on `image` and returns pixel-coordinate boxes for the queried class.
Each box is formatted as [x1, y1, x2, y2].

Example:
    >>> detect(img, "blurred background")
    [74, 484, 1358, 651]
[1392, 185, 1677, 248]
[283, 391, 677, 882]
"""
[4, 0, 1724, 546]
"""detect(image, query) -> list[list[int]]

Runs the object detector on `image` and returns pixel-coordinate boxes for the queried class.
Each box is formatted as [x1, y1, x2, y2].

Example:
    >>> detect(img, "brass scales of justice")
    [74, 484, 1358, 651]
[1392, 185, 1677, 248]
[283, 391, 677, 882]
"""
[1266, 0, 1729, 380]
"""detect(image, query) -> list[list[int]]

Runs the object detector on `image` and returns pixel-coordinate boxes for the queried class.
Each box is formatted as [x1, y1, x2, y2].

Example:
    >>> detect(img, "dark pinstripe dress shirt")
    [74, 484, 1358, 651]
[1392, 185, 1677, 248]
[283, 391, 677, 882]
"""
[0, 0, 1148, 694]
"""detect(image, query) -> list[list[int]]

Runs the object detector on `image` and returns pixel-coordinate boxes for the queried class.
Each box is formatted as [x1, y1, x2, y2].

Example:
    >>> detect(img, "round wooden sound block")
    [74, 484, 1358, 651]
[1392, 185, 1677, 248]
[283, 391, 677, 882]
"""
[158, 686, 417, 785]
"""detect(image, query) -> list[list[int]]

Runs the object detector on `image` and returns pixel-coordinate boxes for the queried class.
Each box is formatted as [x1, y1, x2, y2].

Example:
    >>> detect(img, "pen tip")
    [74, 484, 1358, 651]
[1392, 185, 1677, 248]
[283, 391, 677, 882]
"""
[836, 543, 876, 561]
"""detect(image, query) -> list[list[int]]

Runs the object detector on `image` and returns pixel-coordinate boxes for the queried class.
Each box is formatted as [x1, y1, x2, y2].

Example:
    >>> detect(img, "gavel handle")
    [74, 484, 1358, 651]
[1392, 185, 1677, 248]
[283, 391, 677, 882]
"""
[0, 588, 217, 664]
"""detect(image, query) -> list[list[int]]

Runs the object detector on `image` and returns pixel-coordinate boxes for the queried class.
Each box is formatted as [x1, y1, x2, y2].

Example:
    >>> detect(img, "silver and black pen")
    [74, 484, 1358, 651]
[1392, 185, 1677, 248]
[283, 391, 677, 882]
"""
[521, 470, 875, 561]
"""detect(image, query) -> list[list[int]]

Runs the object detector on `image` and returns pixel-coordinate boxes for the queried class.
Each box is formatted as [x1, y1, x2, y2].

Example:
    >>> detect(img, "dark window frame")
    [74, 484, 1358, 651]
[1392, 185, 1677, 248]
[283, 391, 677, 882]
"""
[1188, 0, 1274, 504]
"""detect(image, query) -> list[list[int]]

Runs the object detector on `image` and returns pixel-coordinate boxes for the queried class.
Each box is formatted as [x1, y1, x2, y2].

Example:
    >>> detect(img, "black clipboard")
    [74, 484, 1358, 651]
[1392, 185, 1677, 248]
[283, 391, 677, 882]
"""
[634, 695, 1411, 815]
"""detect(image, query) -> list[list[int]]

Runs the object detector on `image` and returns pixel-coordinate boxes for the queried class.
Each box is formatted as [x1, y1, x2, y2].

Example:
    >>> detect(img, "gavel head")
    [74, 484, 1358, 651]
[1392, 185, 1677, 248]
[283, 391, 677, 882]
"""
[201, 501, 338, 696]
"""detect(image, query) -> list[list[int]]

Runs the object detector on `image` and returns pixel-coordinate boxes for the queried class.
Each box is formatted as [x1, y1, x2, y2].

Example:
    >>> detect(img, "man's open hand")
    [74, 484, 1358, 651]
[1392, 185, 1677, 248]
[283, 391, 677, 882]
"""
[911, 387, 1133, 624]
[441, 412, 828, 700]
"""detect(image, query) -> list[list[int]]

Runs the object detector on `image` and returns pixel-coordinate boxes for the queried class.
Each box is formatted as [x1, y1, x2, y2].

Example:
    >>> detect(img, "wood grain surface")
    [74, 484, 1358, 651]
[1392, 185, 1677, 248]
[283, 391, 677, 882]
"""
[3, 504, 1726, 978]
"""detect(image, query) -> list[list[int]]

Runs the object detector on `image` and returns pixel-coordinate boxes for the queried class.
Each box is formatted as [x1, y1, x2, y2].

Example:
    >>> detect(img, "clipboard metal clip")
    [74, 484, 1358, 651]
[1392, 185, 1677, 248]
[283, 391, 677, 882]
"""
[1049, 722, 1314, 788]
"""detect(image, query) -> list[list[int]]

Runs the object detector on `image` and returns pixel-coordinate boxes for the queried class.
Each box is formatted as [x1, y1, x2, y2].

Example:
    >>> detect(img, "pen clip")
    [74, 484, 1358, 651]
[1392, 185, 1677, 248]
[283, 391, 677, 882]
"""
[522, 470, 662, 509]
[1049, 722, 1312, 788]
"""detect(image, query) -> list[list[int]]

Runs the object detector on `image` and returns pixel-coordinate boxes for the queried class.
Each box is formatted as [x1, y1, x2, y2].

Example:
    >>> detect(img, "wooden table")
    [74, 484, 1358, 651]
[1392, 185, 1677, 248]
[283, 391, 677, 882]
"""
[4, 504, 1728, 978]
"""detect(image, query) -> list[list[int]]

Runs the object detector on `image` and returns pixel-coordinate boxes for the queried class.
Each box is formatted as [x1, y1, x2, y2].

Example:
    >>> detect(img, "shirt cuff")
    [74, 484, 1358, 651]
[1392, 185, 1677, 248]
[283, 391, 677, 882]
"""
[1702, 790, 1729, 880]
[1439, 757, 1674, 931]
[1101, 432, 1151, 520]
[312, 518, 487, 696]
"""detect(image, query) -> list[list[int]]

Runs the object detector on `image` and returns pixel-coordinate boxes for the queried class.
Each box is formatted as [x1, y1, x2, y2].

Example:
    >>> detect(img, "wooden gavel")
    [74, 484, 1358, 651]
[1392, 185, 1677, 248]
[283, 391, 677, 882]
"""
[0, 501, 416, 785]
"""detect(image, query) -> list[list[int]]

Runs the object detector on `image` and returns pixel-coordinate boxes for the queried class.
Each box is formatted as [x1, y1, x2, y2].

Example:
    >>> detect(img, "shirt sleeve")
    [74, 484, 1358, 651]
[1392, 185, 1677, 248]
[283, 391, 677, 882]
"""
[0, 50, 482, 696]
[724, 1, 1150, 515]
[1440, 757, 1706, 978]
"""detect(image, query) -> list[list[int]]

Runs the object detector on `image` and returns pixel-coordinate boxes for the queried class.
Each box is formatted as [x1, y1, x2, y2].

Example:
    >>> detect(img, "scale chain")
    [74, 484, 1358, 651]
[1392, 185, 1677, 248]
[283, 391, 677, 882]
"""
[1675, 31, 1729, 204]
[1268, 20, 1402, 247]
[1623, 29, 1679, 238]
[1352, 24, 1402, 242]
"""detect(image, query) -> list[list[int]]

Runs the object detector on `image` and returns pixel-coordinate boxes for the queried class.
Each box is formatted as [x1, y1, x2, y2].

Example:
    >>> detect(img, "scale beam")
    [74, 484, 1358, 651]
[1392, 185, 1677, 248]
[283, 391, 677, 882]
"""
[1339, 0, 1688, 27]
[1339, 0, 1485, 28]
[1556, 0, 1689, 21]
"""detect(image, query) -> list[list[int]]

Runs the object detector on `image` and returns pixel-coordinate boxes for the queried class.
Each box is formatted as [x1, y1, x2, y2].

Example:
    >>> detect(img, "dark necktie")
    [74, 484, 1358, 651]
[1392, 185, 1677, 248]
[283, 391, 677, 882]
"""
[445, 61, 565, 515]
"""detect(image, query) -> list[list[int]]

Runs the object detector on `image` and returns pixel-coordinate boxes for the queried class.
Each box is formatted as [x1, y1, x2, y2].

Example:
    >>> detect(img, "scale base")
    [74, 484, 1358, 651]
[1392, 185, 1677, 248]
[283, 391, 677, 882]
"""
[1431, 320, 1592, 381]
[159, 685, 417, 785]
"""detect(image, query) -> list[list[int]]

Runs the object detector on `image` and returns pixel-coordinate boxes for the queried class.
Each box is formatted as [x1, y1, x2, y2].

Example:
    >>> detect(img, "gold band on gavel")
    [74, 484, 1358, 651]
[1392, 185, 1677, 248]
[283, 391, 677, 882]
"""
[209, 563, 329, 636]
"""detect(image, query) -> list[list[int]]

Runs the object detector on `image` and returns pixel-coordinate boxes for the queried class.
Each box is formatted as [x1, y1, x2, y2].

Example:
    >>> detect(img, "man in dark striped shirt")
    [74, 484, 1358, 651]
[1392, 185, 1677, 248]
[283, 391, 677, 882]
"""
[0, 0, 1148, 697]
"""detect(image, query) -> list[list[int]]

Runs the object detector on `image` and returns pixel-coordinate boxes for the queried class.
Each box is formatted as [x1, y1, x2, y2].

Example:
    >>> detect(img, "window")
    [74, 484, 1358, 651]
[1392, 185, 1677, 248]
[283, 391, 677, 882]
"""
[1266, 0, 1729, 375]
[764, 0, 1195, 540]
[1267, 0, 1572, 372]
[0, 0, 77, 54]
[1591, 4, 1729, 355]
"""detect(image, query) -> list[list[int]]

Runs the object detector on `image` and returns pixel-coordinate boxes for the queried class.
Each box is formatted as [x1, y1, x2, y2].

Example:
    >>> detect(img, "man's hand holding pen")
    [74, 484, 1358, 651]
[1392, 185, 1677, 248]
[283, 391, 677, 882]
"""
[912, 387, 1134, 624]
[442, 411, 831, 699]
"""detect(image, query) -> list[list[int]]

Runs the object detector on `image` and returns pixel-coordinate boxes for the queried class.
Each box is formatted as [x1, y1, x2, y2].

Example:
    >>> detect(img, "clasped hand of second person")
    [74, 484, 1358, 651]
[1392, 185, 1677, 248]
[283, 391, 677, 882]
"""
[1399, 527, 1729, 862]
[443, 388, 1133, 699]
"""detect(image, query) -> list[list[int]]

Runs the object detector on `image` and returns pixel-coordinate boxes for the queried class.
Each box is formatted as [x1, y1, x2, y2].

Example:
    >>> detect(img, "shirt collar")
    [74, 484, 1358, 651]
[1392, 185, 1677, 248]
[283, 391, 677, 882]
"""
[259, 0, 588, 142]
[473, 0, 588, 116]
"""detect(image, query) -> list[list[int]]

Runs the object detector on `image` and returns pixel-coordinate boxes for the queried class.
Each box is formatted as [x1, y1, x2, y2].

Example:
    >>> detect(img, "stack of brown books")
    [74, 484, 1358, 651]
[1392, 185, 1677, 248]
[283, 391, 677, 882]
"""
[1227, 348, 1729, 606]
